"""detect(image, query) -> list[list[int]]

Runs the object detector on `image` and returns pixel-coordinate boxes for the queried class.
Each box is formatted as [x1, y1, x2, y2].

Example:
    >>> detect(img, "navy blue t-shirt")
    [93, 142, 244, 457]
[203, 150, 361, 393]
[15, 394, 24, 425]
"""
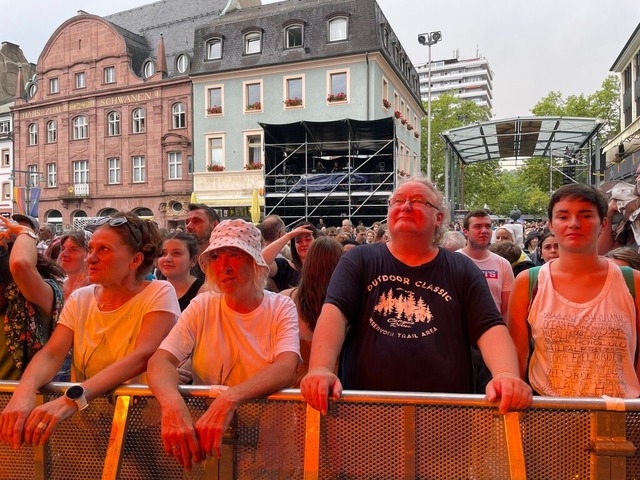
[326, 243, 503, 394]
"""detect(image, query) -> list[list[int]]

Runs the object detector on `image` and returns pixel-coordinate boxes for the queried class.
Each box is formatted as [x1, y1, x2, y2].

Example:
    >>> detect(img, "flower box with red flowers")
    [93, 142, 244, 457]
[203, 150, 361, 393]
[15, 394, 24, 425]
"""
[407, 124, 414, 131]
[207, 105, 222, 114]
[247, 101, 262, 111]
[394, 110, 402, 119]
[414, 131, 420, 138]
[207, 164, 225, 172]
[382, 99, 391, 109]
[327, 92, 347, 102]
[284, 97, 303, 107]
[244, 163, 263, 170]
[400, 118, 407, 126]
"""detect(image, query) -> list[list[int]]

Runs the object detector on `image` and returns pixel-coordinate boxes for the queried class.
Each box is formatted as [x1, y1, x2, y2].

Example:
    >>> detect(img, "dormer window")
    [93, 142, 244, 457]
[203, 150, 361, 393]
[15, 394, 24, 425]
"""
[244, 31, 262, 55]
[206, 39, 222, 60]
[143, 61, 155, 79]
[176, 54, 190, 74]
[285, 24, 303, 49]
[328, 16, 348, 42]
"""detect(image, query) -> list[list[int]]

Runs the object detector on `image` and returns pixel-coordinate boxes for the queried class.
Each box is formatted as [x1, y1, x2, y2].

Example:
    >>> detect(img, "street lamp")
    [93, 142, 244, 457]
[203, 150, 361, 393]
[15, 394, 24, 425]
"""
[418, 31, 442, 181]
[8, 168, 45, 218]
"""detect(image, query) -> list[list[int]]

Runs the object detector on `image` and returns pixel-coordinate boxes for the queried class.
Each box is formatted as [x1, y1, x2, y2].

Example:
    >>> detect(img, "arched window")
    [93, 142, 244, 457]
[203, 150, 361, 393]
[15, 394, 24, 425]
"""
[206, 39, 222, 60]
[285, 24, 303, 49]
[28, 123, 38, 145]
[244, 32, 262, 55]
[172, 103, 186, 129]
[328, 17, 348, 42]
[132, 108, 145, 134]
[107, 112, 121, 136]
[47, 120, 57, 143]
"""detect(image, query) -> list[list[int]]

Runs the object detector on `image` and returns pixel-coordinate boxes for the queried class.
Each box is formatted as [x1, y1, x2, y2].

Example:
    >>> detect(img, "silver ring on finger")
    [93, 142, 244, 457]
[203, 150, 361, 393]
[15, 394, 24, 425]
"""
[37, 421, 47, 430]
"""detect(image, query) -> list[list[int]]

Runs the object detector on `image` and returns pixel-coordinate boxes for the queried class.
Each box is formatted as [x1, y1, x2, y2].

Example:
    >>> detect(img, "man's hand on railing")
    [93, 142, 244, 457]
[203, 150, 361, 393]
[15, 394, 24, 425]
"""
[485, 373, 533, 415]
[160, 403, 202, 471]
[300, 368, 343, 415]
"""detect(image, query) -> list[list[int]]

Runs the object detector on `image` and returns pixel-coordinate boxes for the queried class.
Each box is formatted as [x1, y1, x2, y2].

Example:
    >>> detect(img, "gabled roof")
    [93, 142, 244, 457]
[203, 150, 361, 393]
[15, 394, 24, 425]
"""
[104, 0, 228, 77]
[441, 116, 603, 164]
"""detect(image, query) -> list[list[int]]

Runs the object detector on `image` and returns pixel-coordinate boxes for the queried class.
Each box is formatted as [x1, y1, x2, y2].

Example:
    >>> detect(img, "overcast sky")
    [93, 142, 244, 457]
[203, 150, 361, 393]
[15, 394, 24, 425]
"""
[3, 0, 639, 119]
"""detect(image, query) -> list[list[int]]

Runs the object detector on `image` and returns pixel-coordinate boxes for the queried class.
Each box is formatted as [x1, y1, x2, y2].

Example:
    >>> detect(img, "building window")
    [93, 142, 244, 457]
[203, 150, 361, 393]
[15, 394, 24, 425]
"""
[108, 157, 121, 184]
[244, 81, 262, 112]
[107, 111, 120, 136]
[49, 78, 59, 94]
[168, 152, 182, 179]
[47, 163, 57, 188]
[382, 78, 389, 108]
[208, 135, 224, 168]
[0, 121, 10, 134]
[206, 39, 222, 60]
[47, 120, 57, 143]
[245, 133, 262, 167]
[2, 182, 10, 200]
[285, 24, 303, 49]
[327, 70, 348, 103]
[176, 54, 189, 74]
[28, 165, 39, 187]
[172, 103, 186, 129]
[132, 156, 146, 183]
[72, 116, 88, 140]
[104, 66, 115, 84]
[28, 123, 38, 145]
[328, 17, 348, 42]
[382, 27, 389, 49]
[244, 32, 262, 55]
[143, 61, 155, 79]
[284, 76, 303, 108]
[75, 72, 85, 89]
[132, 108, 145, 134]
[207, 86, 223, 114]
[1, 149, 9, 167]
[73, 160, 89, 185]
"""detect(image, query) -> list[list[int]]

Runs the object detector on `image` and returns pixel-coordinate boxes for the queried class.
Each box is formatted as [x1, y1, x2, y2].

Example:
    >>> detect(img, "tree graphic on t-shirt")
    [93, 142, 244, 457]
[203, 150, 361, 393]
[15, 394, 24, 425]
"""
[375, 288, 433, 328]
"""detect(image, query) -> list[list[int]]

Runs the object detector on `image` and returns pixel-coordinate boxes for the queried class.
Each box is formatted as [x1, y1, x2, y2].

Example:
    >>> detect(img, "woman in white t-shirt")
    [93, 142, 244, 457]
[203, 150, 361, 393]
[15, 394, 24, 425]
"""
[0, 211, 180, 449]
[148, 219, 300, 471]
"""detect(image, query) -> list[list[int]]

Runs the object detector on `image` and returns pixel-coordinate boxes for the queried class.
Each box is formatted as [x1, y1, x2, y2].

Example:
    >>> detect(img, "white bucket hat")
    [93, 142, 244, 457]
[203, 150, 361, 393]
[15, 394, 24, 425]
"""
[199, 219, 268, 272]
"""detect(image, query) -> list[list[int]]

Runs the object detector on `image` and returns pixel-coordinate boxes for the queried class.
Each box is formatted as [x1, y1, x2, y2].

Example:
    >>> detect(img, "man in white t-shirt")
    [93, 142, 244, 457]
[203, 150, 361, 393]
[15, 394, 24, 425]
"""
[457, 209, 515, 392]
[458, 210, 514, 317]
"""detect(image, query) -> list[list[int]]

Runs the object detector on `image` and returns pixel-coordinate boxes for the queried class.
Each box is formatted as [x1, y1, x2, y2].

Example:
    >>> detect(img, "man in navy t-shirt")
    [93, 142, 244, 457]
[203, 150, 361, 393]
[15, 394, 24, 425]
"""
[300, 176, 532, 415]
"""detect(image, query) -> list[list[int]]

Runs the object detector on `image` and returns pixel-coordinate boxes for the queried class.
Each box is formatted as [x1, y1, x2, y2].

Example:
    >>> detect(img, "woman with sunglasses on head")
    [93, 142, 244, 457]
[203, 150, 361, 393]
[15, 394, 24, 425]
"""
[0, 211, 180, 449]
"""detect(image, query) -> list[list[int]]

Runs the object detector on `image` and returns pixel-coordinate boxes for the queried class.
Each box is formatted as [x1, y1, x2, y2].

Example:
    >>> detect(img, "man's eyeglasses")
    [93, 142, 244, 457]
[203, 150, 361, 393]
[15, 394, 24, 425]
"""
[388, 197, 439, 210]
[94, 216, 142, 247]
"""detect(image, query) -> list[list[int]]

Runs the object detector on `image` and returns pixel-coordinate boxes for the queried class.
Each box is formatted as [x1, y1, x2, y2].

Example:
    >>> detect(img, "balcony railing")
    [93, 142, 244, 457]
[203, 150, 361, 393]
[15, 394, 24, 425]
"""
[59, 182, 92, 199]
[2, 381, 640, 479]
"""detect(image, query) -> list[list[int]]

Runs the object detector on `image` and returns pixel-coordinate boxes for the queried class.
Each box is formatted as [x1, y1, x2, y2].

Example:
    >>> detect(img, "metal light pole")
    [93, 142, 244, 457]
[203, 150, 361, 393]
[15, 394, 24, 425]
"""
[9, 168, 45, 217]
[418, 31, 442, 181]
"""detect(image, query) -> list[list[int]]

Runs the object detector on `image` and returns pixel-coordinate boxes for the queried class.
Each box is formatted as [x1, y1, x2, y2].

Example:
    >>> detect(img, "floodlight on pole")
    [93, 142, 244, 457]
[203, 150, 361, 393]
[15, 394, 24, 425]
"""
[418, 31, 442, 181]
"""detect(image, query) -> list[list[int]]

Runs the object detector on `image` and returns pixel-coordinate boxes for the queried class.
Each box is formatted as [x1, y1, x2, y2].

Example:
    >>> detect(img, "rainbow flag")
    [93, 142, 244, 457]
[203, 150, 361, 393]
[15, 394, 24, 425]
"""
[13, 187, 26, 215]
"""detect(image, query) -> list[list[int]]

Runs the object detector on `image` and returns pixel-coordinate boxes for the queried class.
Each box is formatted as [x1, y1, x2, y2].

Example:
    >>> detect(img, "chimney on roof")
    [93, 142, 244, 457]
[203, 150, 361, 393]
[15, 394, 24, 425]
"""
[156, 34, 167, 77]
[221, 0, 261, 15]
[15, 64, 24, 100]
[77, 10, 90, 15]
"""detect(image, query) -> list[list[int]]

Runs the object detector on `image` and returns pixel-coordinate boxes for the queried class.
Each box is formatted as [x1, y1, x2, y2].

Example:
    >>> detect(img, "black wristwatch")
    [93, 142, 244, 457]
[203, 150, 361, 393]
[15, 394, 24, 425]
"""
[65, 385, 88, 411]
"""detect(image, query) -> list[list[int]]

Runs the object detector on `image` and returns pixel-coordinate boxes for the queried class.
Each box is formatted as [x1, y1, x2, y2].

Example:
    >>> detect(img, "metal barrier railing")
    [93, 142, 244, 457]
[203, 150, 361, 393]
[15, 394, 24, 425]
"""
[1, 382, 640, 479]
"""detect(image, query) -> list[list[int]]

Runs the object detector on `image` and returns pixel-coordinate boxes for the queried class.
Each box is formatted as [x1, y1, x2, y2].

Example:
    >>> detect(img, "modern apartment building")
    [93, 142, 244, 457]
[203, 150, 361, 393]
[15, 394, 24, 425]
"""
[416, 55, 493, 111]
[603, 23, 640, 182]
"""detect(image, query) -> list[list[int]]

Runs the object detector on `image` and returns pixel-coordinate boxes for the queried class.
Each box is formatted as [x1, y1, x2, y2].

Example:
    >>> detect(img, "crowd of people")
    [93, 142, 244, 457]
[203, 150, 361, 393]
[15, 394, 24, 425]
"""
[0, 176, 638, 470]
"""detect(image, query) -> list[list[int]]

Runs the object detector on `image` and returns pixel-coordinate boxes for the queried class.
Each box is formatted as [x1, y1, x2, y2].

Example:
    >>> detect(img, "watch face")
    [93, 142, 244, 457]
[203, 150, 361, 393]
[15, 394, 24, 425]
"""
[66, 385, 84, 400]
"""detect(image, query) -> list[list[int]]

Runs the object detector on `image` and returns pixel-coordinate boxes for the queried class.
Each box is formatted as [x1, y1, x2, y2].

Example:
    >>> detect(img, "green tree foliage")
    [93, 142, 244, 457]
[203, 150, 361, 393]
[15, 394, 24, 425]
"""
[423, 93, 491, 192]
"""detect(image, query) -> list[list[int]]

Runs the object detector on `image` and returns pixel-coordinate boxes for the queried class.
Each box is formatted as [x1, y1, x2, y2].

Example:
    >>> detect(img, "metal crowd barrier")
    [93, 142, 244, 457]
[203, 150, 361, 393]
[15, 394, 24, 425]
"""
[2, 381, 640, 479]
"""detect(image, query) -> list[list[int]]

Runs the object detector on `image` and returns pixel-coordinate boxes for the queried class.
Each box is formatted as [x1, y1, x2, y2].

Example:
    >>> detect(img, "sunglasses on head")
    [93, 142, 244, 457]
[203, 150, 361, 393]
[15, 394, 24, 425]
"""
[94, 216, 142, 247]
